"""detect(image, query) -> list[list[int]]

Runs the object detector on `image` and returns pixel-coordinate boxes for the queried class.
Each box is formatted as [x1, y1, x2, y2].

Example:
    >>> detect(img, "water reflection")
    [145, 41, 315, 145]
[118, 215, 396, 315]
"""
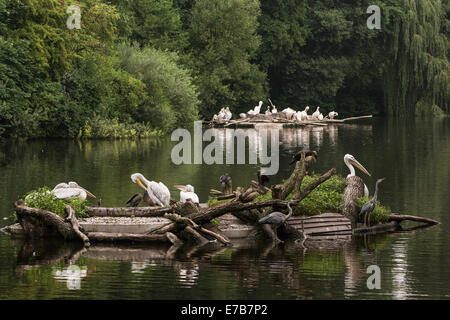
[391, 238, 410, 300]
[53, 265, 88, 290]
[1, 117, 449, 299]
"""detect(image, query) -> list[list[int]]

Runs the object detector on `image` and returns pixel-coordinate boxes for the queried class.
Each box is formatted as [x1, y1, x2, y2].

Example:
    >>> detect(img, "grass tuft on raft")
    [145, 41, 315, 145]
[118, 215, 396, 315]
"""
[293, 174, 345, 215]
[24, 187, 89, 218]
[355, 196, 391, 224]
[207, 196, 233, 208]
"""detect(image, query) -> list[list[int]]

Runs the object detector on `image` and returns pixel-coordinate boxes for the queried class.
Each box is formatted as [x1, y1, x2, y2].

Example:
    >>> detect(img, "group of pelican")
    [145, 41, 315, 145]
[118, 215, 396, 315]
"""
[50, 174, 199, 208]
[283, 106, 339, 122]
[240, 100, 270, 118]
[213, 107, 232, 122]
[238, 100, 339, 122]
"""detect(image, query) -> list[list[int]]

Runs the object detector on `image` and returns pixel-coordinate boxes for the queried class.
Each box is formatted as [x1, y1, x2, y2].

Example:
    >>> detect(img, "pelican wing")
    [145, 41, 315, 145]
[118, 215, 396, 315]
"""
[52, 188, 85, 200]
[180, 191, 199, 204]
[147, 181, 171, 207]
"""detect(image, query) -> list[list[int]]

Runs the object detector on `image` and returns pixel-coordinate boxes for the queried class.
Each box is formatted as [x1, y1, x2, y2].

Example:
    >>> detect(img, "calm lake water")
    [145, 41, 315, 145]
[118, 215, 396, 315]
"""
[1, 117, 449, 300]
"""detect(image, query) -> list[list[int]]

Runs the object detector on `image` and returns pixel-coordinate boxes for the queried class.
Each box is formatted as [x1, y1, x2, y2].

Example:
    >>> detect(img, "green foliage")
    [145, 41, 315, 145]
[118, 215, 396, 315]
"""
[188, 0, 267, 117]
[207, 196, 232, 208]
[110, 0, 187, 52]
[211, 218, 220, 226]
[118, 44, 199, 132]
[1, 0, 449, 140]
[78, 116, 159, 139]
[355, 196, 391, 224]
[384, 0, 449, 116]
[294, 175, 345, 215]
[24, 187, 89, 218]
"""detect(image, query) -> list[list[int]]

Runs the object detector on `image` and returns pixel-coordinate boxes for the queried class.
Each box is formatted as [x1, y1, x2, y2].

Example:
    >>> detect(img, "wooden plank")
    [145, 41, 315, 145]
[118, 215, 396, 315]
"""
[305, 234, 351, 241]
[296, 221, 351, 230]
[304, 225, 351, 234]
[289, 219, 350, 225]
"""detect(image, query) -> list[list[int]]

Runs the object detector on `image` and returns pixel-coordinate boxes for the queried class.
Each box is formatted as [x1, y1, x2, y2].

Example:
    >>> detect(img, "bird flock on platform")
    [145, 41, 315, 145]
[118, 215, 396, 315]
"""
[45, 151, 382, 232]
[212, 100, 339, 123]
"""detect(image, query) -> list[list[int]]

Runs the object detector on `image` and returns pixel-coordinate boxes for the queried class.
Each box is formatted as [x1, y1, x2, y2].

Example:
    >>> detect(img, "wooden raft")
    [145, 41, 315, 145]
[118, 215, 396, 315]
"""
[287, 213, 352, 237]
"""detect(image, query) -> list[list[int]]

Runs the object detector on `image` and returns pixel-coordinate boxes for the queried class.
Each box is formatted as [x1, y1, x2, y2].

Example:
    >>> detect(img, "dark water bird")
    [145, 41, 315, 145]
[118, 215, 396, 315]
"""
[126, 192, 153, 207]
[220, 173, 232, 195]
[257, 170, 270, 186]
[359, 178, 386, 227]
[289, 150, 318, 165]
[258, 200, 294, 243]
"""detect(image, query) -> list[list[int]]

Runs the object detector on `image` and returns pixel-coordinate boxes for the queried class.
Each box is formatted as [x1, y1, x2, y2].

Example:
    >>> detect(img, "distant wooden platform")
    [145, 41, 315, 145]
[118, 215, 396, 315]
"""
[287, 213, 352, 237]
[206, 115, 373, 129]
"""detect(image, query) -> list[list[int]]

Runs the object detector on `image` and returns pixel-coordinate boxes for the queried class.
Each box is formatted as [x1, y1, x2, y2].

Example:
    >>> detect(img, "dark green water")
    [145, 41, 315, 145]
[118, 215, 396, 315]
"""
[1, 117, 449, 299]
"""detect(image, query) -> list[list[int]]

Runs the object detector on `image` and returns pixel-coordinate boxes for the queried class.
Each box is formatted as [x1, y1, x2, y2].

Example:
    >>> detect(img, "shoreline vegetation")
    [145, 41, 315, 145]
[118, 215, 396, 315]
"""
[0, 0, 448, 140]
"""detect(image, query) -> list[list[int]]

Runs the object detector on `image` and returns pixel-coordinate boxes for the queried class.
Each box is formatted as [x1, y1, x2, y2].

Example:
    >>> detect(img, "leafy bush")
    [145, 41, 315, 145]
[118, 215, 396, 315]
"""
[355, 196, 391, 225]
[78, 116, 160, 139]
[253, 175, 345, 215]
[293, 175, 345, 216]
[24, 187, 89, 218]
[118, 43, 199, 132]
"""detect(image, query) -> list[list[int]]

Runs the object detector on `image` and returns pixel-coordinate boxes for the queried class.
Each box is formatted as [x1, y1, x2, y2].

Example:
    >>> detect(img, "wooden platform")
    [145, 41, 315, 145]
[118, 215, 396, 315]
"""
[207, 115, 373, 129]
[287, 213, 352, 237]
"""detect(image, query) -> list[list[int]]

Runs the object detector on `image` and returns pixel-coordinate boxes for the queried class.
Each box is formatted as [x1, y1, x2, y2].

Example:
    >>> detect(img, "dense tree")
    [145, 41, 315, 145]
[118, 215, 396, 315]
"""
[109, 0, 187, 51]
[118, 44, 199, 132]
[0, 0, 449, 139]
[383, 0, 449, 116]
[188, 0, 267, 117]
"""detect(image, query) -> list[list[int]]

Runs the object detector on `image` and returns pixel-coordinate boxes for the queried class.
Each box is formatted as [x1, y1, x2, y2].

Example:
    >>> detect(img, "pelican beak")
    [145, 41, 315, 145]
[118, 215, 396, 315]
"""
[350, 158, 371, 176]
[174, 185, 186, 191]
[136, 178, 147, 191]
[81, 187, 96, 199]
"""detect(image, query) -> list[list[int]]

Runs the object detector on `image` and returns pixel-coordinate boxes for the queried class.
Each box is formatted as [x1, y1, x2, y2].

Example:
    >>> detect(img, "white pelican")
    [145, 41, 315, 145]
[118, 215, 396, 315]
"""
[224, 107, 232, 121]
[271, 105, 278, 114]
[299, 106, 309, 121]
[131, 173, 170, 207]
[51, 181, 96, 201]
[329, 111, 338, 119]
[282, 107, 296, 120]
[265, 106, 271, 115]
[239, 113, 247, 119]
[312, 107, 320, 120]
[254, 101, 263, 114]
[174, 185, 199, 204]
[344, 154, 371, 197]
[318, 113, 324, 121]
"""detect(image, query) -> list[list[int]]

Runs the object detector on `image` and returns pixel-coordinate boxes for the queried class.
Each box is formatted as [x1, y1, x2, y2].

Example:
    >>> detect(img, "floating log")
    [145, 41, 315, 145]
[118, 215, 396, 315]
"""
[353, 221, 399, 235]
[208, 115, 373, 128]
[14, 200, 89, 246]
[388, 214, 439, 225]
[87, 206, 172, 217]
[86, 231, 174, 244]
